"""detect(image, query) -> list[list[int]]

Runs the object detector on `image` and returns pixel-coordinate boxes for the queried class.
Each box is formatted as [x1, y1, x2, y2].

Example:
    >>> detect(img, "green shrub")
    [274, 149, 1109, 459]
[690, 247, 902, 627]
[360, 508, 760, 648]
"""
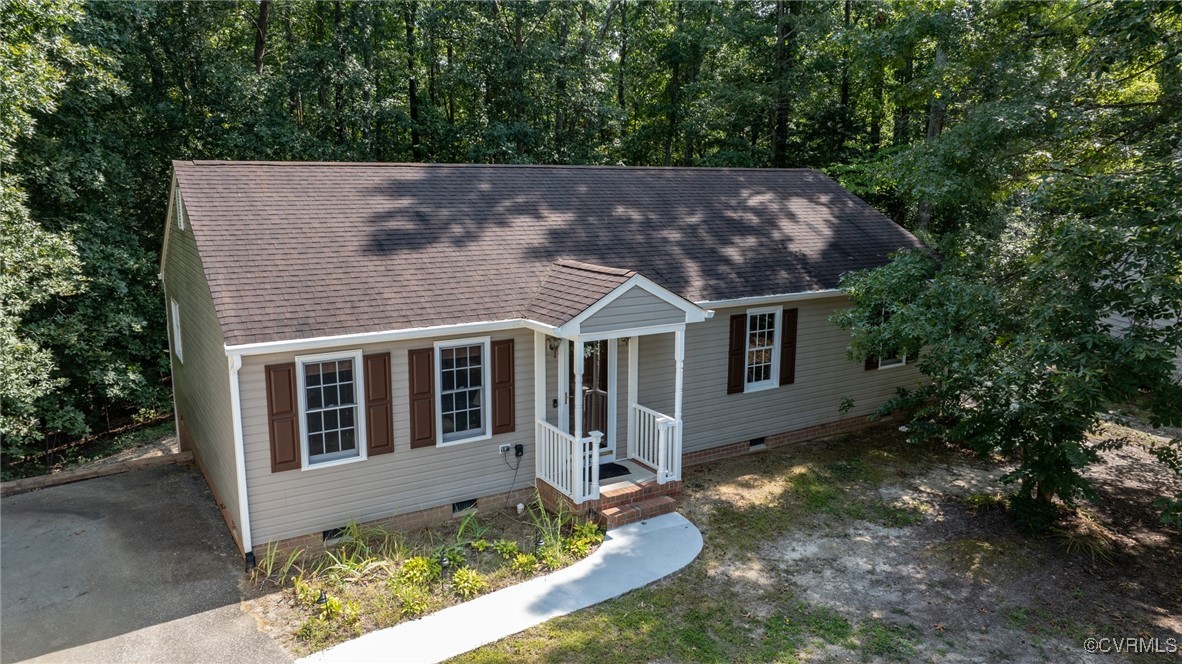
[491, 538, 519, 560]
[563, 520, 604, 558]
[296, 616, 332, 643]
[399, 556, 442, 586]
[537, 546, 564, 570]
[392, 583, 431, 618]
[293, 575, 319, 606]
[510, 552, 538, 575]
[451, 567, 489, 599]
[470, 538, 490, 553]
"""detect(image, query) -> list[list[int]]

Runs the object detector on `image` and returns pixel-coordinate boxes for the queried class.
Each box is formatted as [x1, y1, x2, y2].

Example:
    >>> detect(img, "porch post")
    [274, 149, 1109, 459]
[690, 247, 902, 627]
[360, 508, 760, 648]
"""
[558, 339, 569, 434]
[573, 338, 584, 441]
[674, 329, 685, 423]
[534, 331, 546, 426]
[627, 335, 638, 459]
[673, 328, 685, 481]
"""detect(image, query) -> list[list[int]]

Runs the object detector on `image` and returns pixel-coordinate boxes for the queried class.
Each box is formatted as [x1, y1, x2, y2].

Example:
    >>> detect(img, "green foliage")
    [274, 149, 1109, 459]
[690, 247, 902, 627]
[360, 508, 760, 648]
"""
[392, 582, 431, 618]
[398, 556, 441, 587]
[509, 552, 538, 576]
[469, 538, 490, 553]
[491, 539, 519, 561]
[450, 567, 489, 600]
[563, 519, 604, 558]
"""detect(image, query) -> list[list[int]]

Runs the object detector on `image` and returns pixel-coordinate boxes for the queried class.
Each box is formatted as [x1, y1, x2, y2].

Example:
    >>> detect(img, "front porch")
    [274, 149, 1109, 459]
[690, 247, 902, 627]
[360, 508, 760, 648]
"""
[531, 329, 688, 528]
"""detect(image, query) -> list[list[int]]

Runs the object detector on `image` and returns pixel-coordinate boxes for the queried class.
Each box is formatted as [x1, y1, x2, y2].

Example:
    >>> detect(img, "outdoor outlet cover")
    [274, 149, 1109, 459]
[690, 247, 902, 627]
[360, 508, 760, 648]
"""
[498, 444, 511, 454]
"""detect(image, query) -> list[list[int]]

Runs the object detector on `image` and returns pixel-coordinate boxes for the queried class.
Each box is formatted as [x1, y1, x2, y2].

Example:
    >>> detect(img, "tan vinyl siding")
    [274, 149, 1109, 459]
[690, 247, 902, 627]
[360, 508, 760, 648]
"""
[161, 188, 240, 536]
[241, 330, 537, 545]
[580, 286, 686, 334]
[638, 296, 923, 453]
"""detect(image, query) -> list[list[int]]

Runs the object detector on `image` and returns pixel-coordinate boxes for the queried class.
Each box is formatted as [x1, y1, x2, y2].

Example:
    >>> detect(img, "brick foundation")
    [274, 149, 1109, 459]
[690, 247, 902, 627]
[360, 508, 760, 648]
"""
[682, 414, 901, 468]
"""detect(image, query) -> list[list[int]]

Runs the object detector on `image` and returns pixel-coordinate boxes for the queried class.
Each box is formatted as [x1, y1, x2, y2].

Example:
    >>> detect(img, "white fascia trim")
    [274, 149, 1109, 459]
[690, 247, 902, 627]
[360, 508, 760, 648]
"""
[228, 354, 252, 555]
[696, 289, 844, 308]
[159, 172, 177, 274]
[224, 318, 561, 357]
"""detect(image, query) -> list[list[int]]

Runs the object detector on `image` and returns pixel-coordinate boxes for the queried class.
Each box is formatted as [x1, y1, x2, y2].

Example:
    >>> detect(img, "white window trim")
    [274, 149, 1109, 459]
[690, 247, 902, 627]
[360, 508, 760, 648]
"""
[878, 354, 908, 370]
[295, 349, 367, 471]
[744, 306, 781, 393]
[175, 192, 185, 230]
[170, 298, 183, 363]
[434, 336, 493, 447]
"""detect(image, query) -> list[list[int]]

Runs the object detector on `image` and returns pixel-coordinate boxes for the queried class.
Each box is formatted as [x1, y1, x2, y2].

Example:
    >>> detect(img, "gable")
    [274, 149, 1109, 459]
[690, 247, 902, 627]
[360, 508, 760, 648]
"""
[580, 285, 689, 334]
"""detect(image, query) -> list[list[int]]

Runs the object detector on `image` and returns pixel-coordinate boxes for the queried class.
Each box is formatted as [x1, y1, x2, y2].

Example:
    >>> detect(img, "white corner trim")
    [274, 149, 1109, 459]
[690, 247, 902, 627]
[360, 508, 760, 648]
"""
[159, 172, 177, 274]
[228, 353, 252, 555]
[696, 289, 844, 308]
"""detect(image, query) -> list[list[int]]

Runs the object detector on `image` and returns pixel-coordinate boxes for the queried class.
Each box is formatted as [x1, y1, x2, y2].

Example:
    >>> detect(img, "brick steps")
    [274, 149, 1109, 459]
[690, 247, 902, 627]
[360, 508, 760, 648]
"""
[599, 478, 683, 510]
[598, 495, 677, 529]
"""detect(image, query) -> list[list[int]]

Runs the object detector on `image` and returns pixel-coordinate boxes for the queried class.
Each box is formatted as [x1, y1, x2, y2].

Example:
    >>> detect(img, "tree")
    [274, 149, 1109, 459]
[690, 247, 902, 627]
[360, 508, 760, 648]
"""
[835, 1, 1182, 527]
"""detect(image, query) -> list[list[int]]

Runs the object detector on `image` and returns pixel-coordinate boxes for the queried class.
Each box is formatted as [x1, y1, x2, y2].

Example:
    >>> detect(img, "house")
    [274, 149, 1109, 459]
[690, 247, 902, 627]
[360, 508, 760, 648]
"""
[160, 161, 924, 564]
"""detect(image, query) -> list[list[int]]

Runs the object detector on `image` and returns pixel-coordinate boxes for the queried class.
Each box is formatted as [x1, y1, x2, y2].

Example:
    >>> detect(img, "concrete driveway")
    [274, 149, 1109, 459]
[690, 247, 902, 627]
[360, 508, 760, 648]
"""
[1, 465, 289, 664]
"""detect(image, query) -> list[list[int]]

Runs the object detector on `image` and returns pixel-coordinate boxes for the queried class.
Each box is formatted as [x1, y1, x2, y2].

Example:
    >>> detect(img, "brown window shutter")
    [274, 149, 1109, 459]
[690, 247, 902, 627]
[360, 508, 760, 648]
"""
[408, 348, 435, 448]
[491, 339, 515, 435]
[364, 353, 394, 456]
[865, 356, 878, 371]
[779, 308, 798, 386]
[265, 363, 301, 472]
[727, 313, 746, 395]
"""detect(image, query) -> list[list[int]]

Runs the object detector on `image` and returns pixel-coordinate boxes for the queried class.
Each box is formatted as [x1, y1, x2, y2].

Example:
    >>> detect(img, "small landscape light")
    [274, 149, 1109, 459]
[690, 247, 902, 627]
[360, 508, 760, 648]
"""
[536, 535, 546, 551]
[440, 552, 451, 576]
[315, 591, 328, 606]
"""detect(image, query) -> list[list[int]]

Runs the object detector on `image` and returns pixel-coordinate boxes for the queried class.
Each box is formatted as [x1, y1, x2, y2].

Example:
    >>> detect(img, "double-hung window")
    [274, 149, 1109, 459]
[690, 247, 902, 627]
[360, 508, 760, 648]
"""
[297, 351, 366, 468]
[436, 337, 491, 445]
[744, 306, 781, 391]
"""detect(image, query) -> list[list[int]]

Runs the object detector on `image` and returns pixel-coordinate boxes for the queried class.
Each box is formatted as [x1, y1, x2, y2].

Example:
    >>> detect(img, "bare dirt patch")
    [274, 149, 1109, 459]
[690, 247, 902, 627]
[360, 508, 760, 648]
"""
[459, 424, 1181, 663]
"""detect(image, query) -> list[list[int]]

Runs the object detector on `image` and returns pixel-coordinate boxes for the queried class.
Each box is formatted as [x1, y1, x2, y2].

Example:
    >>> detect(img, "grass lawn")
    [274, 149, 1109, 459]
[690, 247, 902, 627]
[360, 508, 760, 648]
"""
[453, 423, 1181, 663]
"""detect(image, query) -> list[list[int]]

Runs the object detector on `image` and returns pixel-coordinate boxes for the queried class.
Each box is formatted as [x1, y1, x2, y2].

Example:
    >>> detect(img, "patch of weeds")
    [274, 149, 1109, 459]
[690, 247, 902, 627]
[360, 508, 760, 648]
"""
[926, 537, 1026, 583]
[1051, 511, 1117, 564]
[845, 499, 924, 527]
[963, 491, 1009, 514]
[510, 552, 538, 575]
[399, 556, 442, 586]
[491, 539, 519, 560]
[856, 619, 919, 661]
[825, 458, 875, 482]
[451, 568, 490, 599]
[390, 581, 431, 618]
[470, 538, 491, 553]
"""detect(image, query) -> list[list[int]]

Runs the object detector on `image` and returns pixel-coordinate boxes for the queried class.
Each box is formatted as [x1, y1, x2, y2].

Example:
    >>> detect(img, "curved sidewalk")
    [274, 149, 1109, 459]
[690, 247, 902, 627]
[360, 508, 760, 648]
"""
[300, 512, 703, 664]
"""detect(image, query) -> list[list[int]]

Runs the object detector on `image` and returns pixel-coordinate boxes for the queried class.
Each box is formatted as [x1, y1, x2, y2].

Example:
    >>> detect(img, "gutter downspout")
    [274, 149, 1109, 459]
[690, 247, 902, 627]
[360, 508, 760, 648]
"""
[228, 353, 253, 567]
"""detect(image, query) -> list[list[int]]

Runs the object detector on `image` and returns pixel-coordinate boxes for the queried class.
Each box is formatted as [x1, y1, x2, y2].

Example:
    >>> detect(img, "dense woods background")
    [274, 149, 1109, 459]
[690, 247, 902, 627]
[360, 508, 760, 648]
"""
[3, 1, 1180, 498]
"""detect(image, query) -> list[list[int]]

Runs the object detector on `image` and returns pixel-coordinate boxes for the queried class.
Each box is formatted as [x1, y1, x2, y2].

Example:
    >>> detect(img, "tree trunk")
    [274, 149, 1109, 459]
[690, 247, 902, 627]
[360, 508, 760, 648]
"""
[253, 0, 270, 75]
[915, 44, 947, 232]
[869, 64, 883, 151]
[771, 0, 801, 168]
[892, 44, 914, 147]
[839, 0, 850, 110]
[333, 0, 346, 145]
[284, 14, 302, 126]
[404, 1, 421, 160]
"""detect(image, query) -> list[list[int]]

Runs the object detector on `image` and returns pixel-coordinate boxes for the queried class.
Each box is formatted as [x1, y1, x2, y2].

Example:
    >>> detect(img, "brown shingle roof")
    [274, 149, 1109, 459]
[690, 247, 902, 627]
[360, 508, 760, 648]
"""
[171, 161, 923, 346]
[525, 260, 637, 327]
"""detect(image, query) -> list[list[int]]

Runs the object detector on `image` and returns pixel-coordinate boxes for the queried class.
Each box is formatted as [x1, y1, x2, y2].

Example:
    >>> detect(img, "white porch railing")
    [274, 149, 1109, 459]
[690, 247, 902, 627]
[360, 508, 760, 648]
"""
[536, 419, 601, 503]
[630, 404, 682, 484]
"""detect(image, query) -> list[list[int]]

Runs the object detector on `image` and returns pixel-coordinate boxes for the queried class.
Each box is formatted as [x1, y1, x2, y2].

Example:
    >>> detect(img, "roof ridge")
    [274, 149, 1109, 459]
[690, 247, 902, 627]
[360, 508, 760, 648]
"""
[178, 159, 821, 173]
[551, 259, 636, 277]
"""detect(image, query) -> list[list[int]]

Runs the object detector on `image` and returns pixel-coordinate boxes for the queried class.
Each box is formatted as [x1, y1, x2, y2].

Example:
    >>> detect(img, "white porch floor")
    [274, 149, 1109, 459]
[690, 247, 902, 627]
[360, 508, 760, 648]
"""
[600, 457, 657, 492]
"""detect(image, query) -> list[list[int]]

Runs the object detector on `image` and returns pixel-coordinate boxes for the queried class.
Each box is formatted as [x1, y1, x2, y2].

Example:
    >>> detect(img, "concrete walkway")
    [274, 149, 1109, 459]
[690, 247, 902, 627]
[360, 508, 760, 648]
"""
[301, 512, 703, 664]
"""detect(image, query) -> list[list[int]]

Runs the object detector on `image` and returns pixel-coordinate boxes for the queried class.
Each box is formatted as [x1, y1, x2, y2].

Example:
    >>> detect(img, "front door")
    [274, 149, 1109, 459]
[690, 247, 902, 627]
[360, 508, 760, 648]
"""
[568, 340, 614, 461]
